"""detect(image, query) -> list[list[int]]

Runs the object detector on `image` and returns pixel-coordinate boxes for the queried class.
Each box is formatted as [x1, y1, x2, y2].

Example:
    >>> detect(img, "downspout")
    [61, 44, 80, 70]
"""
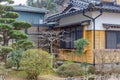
[82, 9, 103, 66]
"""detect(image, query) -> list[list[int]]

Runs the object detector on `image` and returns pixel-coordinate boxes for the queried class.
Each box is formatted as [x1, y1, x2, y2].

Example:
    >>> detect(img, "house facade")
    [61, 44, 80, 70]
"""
[46, 0, 120, 64]
[13, 4, 48, 48]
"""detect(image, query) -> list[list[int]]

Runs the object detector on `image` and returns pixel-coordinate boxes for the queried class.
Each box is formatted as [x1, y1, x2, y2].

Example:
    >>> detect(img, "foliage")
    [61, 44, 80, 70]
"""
[5, 60, 13, 68]
[0, 0, 32, 66]
[0, 23, 13, 31]
[74, 38, 89, 55]
[7, 49, 23, 70]
[0, 46, 13, 63]
[56, 63, 85, 77]
[27, 0, 57, 13]
[88, 66, 96, 74]
[20, 49, 51, 80]
[16, 40, 34, 50]
[2, 12, 19, 19]
[0, 46, 13, 54]
[0, 62, 7, 77]
[13, 21, 31, 30]
[0, 1, 31, 46]
[64, 60, 74, 64]
[0, 36, 3, 42]
[0, 0, 14, 4]
[0, 18, 15, 23]
[9, 30, 28, 40]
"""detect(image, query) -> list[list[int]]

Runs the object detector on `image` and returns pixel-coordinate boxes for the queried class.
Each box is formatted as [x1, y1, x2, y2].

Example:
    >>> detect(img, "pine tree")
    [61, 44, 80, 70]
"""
[0, 0, 31, 63]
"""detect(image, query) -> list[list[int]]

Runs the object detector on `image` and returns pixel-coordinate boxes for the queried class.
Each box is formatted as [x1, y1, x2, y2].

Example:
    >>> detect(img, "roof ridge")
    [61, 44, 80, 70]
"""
[13, 4, 49, 13]
[46, 0, 120, 22]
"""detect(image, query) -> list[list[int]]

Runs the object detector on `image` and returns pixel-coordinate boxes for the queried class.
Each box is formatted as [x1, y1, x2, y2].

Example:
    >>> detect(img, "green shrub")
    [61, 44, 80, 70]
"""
[0, 62, 6, 75]
[56, 63, 85, 77]
[0, 46, 13, 63]
[64, 60, 74, 64]
[74, 38, 89, 55]
[7, 49, 23, 70]
[5, 60, 14, 68]
[88, 66, 95, 74]
[20, 49, 51, 80]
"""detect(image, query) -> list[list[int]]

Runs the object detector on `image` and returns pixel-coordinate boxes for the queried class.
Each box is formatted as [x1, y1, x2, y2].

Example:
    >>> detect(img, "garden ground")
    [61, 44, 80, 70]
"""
[5, 70, 65, 80]
[3, 69, 120, 80]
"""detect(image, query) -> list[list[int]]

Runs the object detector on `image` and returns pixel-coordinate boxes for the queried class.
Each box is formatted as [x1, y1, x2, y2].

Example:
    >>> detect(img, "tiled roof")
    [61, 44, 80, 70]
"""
[46, 0, 120, 22]
[13, 4, 49, 14]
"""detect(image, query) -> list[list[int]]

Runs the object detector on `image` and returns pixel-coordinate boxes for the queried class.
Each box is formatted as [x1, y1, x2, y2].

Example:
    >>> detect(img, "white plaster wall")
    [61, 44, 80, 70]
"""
[59, 12, 93, 29]
[59, 11, 120, 30]
[92, 12, 120, 30]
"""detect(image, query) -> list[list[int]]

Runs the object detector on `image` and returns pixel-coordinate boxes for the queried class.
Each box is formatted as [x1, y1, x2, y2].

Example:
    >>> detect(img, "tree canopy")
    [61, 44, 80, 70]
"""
[0, 0, 32, 63]
[27, 0, 58, 13]
[0, 3, 31, 46]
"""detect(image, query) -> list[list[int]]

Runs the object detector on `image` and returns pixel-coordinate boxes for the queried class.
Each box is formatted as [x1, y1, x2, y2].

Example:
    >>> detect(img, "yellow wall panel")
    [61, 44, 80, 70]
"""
[102, 0, 113, 2]
[58, 29, 106, 64]
[95, 30, 105, 49]
[116, 0, 120, 4]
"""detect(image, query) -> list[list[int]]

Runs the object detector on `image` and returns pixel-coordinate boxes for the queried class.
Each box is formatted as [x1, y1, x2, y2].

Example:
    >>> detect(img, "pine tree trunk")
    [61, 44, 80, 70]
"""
[3, 32, 9, 46]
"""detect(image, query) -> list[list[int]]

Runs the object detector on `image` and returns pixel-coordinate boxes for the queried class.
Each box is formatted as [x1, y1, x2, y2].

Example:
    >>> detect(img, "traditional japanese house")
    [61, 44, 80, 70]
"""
[46, 0, 120, 64]
[13, 4, 48, 48]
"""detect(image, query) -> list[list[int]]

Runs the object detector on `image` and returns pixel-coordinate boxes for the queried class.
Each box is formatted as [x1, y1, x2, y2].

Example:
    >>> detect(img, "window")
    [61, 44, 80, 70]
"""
[60, 25, 83, 49]
[106, 31, 120, 49]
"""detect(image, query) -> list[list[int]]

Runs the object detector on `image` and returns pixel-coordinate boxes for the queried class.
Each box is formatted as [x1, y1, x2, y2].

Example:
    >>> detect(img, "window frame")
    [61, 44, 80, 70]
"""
[60, 25, 83, 49]
[106, 30, 120, 49]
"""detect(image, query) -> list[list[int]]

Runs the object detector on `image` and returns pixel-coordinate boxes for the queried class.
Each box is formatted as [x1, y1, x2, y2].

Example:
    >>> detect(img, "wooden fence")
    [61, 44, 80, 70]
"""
[94, 49, 120, 73]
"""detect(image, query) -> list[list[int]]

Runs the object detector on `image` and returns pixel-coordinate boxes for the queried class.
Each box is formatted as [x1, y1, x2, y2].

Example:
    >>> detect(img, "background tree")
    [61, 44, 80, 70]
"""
[27, 0, 70, 14]
[0, 0, 14, 4]
[27, 0, 57, 13]
[39, 30, 70, 68]
[0, 0, 31, 63]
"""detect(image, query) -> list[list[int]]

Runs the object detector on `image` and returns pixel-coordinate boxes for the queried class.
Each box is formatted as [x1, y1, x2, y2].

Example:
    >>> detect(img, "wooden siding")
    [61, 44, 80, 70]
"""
[58, 27, 94, 63]
[58, 49, 91, 63]
[102, 0, 113, 2]
[16, 11, 44, 25]
[102, 0, 120, 4]
[58, 28, 106, 64]
[116, 0, 120, 4]
[95, 30, 105, 49]
[94, 49, 120, 64]
[84, 29, 94, 63]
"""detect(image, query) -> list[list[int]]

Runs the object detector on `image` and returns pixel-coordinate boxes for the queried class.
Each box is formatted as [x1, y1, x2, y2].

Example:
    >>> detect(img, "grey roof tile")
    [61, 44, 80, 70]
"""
[46, 0, 120, 22]
[13, 4, 49, 13]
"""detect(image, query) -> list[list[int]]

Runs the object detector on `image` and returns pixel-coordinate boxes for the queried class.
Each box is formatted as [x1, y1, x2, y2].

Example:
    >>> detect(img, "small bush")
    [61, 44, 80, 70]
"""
[56, 63, 85, 77]
[20, 49, 51, 80]
[88, 66, 95, 74]
[5, 60, 14, 69]
[64, 60, 74, 64]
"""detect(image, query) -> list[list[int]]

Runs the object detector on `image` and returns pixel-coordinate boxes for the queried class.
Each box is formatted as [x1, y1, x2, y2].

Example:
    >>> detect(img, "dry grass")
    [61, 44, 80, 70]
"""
[39, 74, 65, 80]
[4, 70, 65, 80]
[4, 70, 27, 80]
